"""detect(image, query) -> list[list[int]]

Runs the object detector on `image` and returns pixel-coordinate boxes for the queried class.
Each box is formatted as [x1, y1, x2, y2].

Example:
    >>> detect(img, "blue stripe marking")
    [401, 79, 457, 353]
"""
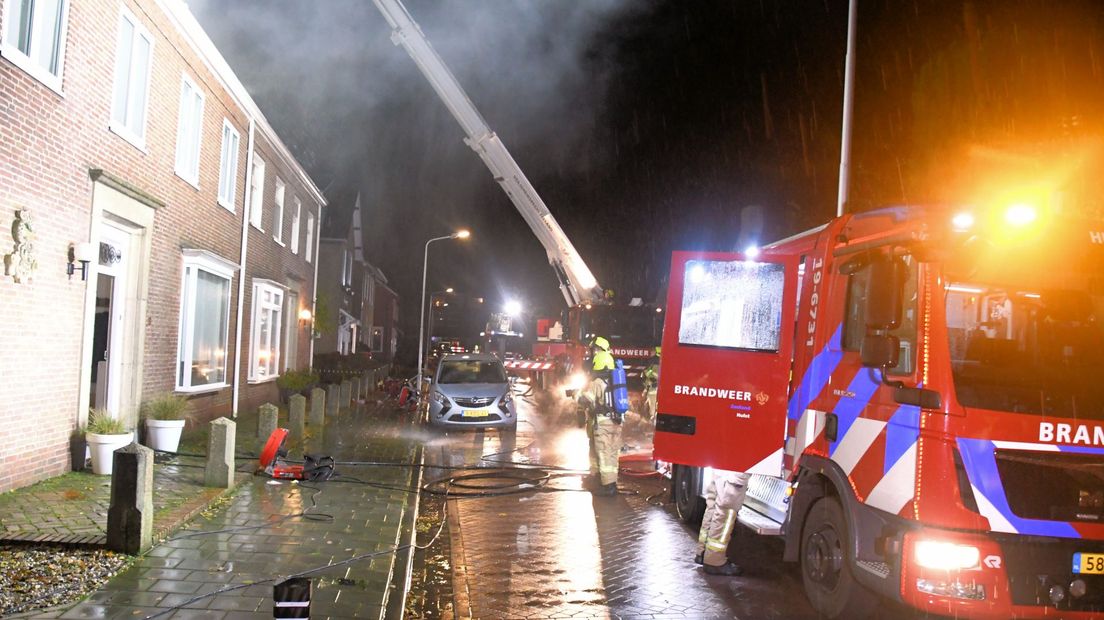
[957, 437, 1080, 538]
[884, 404, 920, 474]
[828, 368, 881, 457]
[1055, 445, 1104, 456]
[787, 326, 844, 421]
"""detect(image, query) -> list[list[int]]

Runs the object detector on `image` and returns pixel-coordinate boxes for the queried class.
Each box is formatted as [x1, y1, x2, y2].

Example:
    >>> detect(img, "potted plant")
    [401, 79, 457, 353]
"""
[276, 369, 319, 403]
[142, 393, 191, 453]
[85, 408, 133, 475]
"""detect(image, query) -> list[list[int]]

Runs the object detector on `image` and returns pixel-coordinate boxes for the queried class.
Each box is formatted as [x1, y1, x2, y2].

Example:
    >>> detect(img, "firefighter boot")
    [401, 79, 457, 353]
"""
[693, 551, 704, 565]
[702, 561, 743, 576]
[595, 482, 618, 496]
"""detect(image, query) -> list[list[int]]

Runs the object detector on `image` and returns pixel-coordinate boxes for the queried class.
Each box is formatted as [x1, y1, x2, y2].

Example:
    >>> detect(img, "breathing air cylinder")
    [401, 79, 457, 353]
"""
[611, 360, 630, 414]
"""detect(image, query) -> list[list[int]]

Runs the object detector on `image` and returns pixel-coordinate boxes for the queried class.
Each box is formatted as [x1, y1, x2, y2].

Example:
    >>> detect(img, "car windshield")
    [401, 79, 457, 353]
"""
[945, 244, 1104, 418]
[437, 360, 506, 384]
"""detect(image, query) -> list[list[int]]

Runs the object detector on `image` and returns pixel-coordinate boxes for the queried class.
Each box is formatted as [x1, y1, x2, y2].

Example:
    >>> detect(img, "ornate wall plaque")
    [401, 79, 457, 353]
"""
[4, 209, 38, 284]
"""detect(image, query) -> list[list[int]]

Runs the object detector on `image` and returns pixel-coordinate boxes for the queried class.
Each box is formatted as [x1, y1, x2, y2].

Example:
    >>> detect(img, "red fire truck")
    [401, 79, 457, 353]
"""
[655, 204, 1104, 618]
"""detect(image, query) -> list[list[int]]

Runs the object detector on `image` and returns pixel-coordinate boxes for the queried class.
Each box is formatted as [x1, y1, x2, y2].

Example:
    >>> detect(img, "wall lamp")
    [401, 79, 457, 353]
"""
[298, 308, 313, 326]
[67, 242, 94, 281]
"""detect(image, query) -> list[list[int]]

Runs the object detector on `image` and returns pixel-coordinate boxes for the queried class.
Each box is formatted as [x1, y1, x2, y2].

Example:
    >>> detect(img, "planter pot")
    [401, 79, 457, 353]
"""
[145, 419, 186, 453]
[87, 432, 134, 475]
[70, 434, 88, 472]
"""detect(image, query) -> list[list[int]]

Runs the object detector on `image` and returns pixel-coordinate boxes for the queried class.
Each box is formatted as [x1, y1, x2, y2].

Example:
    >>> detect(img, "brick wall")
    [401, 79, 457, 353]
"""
[0, 0, 322, 492]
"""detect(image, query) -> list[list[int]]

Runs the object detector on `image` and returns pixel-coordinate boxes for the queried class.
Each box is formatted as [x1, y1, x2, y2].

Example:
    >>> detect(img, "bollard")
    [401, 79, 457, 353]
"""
[361, 373, 371, 397]
[205, 417, 236, 488]
[107, 442, 154, 554]
[326, 384, 339, 417]
[258, 403, 278, 441]
[340, 380, 352, 409]
[351, 378, 361, 404]
[289, 394, 306, 443]
[310, 387, 325, 425]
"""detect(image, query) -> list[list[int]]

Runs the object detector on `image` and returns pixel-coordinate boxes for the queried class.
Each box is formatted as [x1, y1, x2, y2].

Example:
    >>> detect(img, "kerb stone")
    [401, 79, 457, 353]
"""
[340, 381, 352, 409]
[258, 403, 278, 440]
[310, 387, 325, 425]
[289, 395, 306, 442]
[205, 417, 235, 488]
[106, 442, 153, 554]
[326, 384, 339, 417]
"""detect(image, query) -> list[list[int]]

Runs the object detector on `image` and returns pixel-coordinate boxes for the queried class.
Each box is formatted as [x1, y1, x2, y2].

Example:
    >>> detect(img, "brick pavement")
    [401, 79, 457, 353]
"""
[32, 395, 423, 620]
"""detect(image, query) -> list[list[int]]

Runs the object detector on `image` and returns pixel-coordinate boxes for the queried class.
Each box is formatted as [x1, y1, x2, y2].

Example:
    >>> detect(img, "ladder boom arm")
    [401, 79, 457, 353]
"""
[373, 0, 603, 306]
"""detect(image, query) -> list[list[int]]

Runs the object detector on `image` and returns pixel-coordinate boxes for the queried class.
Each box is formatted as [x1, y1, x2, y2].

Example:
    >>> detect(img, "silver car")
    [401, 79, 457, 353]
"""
[428, 354, 516, 429]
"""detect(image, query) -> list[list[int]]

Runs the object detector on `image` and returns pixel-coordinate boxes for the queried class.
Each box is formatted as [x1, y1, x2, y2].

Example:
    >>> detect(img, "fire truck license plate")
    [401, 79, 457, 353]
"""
[463, 409, 489, 418]
[1073, 553, 1104, 574]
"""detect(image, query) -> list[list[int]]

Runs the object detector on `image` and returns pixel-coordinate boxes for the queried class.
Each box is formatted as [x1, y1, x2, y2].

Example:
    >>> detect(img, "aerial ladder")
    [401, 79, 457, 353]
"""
[371, 0, 603, 308]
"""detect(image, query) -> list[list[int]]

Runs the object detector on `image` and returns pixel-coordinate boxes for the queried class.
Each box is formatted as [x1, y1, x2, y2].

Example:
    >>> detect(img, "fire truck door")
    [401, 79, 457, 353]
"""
[654, 251, 799, 475]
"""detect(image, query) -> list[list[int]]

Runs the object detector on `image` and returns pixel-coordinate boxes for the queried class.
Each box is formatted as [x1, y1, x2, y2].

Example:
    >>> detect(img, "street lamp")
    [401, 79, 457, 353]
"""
[417, 230, 470, 392]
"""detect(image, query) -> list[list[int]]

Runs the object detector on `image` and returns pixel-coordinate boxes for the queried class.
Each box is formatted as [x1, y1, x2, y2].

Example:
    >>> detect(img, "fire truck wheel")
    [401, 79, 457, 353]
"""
[800, 496, 876, 619]
[673, 465, 706, 526]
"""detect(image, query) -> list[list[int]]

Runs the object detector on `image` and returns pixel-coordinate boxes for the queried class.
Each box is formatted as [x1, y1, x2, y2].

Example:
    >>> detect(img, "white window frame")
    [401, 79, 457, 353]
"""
[305, 213, 315, 263]
[217, 119, 240, 211]
[272, 177, 285, 245]
[249, 279, 286, 382]
[176, 249, 237, 393]
[290, 196, 301, 255]
[341, 249, 353, 287]
[249, 157, 265, 230]
[109, 6, 153, 149]
[1, 0, 71, 93]
[174, 74, 205, 187]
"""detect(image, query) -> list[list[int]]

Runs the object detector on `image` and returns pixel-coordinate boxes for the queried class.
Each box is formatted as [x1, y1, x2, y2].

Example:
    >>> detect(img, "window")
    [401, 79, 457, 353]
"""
[842, 256, 917, 374]
[305, 213, 315, 263]
[341, 249, 353, 287]
[249, 157, 265, 229]
[110, 8, 153, 147]
[2, 0, 69, 91]
[249, 280, 285, 381]
[272, 178, 285, 244]
[217, 120, 239, 210]
[678, 259, 785, 351]
[290, 197, 301, 254]
[284, 291, 299, 371]
[176, 250, 236, 392]
[174, 75, 204, 185]
[371, 327, 383, 353]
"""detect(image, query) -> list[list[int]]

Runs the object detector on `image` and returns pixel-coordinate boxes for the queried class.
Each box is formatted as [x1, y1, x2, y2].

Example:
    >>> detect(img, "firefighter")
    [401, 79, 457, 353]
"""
[641, 346, 660, 421]
[694, 469, 751, 576]
[578, 336, 622, 497]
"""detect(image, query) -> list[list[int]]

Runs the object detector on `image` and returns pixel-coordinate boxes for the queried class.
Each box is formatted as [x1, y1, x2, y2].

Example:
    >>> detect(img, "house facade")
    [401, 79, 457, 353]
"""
[316, 193, 399, 362]
[0, 0, 325, 492]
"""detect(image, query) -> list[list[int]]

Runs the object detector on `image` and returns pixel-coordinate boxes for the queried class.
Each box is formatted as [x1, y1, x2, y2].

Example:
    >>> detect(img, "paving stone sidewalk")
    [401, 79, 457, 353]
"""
[14, 392, 422, 620]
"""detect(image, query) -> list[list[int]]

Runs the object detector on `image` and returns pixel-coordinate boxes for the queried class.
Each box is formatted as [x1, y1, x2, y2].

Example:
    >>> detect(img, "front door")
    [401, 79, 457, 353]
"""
[89, 223, 131, 416]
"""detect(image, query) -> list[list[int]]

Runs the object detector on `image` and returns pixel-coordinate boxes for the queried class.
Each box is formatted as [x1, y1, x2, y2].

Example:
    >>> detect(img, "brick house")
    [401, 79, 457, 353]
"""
[316, 192, 399, 362]
[0, 0, 325, 492]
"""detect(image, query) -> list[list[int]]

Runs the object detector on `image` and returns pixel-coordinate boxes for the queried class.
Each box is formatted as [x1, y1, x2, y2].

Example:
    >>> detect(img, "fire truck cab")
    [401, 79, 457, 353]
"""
[655, 204, 1104, 618]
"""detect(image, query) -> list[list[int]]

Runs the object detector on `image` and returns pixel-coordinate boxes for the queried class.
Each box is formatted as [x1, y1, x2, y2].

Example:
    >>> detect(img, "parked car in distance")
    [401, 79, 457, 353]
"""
[428, 354, 516, 429]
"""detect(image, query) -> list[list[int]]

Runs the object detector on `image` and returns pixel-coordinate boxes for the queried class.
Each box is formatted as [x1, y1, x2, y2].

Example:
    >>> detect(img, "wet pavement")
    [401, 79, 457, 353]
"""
[36, 395, 421, 620]
[418, 383, 827, 620]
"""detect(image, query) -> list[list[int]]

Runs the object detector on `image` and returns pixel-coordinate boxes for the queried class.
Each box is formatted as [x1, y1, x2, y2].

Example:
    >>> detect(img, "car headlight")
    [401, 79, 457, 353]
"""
[913, 540, 980, 571]
[431, 390, 450, 406]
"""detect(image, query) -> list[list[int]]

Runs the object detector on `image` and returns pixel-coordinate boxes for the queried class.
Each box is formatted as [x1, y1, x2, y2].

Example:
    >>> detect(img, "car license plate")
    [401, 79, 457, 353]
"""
[1072, 552, 1104, 574]
[462, 409, 489, 418]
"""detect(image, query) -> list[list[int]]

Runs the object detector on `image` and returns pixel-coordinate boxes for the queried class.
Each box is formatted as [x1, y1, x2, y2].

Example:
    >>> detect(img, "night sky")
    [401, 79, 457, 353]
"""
[191, 0, 1104, 347]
